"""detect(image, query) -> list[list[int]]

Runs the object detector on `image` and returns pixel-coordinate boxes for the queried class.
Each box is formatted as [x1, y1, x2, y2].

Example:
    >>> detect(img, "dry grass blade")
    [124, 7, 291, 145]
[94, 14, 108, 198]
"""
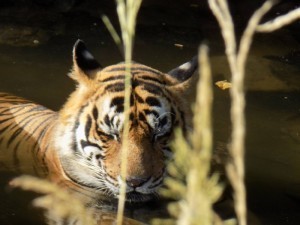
[101, 15, 122, 53]
[208, 0, 237, 75]
[114, 1, 142, 225]
[155, 45, 223, 225]
[208, 1, 274, 225]
[178, 45, 223, 225]
[10, 175, 96, 225]
[230, 3, 273, 225]
[193, 45, 213, 169]
[257, 7, 300, 32]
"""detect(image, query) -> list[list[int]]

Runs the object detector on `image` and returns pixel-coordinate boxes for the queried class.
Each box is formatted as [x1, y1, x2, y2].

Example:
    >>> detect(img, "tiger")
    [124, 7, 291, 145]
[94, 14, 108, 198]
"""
[0, 40, 198, 203]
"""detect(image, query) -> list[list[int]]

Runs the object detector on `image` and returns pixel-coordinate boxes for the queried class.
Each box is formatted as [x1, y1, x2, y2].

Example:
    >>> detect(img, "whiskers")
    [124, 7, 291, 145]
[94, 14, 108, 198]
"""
[67, 152, 127, 199]
[63, 148, 164, 203]
[66, 153, 106, 182]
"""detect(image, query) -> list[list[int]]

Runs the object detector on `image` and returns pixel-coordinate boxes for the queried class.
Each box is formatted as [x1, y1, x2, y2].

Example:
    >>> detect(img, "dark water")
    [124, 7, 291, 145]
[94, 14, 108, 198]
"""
[1, 0, 300, 224]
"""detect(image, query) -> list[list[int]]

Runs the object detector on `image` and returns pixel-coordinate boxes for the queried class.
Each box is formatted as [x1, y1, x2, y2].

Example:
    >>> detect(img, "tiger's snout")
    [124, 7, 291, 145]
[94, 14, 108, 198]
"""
[126, 176, 150, 188]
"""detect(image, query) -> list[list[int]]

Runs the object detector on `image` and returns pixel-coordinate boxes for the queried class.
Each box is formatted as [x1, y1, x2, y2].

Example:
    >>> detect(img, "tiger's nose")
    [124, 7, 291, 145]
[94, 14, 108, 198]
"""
[126, 176, 149, 188]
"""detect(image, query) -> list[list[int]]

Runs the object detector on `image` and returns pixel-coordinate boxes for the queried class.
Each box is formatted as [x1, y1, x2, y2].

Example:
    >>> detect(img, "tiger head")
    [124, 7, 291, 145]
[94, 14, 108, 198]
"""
[54, 40, 198, 203]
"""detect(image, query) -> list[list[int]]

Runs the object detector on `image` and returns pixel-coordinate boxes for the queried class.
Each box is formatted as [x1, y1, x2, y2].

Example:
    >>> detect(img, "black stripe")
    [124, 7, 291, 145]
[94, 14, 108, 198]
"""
[96, 130, 113, 140]
[105, 67, 127, 72]
[135, 94, 144, 103]
[180, 110, 186, 134]
[31, 115, 56, 155]
[157, 130, 172, 140]
[26, 114, 56, 142]
[104, 115, 110, 127]
[144, 109, 159, 118]
[130, 94, 134, 106]
[92, 106, 98, 121]
[33, 126, 48, 154]
[129, 112, 134, 121]
[0, 104, 28, 116]
[115, 119, 120, 128]
[116, 105, 124, 113]
[138, 113, 146, 122]
[139, 82, 163, 95]
[80, 140, 106, 160]
[85, 115, 92, 138]
[151, 171, 164, 183]
[7, 115, 38, 147]
[8, 111, 52, 135]
[163, 146, 172, 152]
[139, 75, 165, 85]
[104, 82, 125, 92]
[0, 117, 18, 125]
[0, 124, 13, 138]
[159, 116, 168, 127]
[71, 105, 88, 153]
[80, 139, 104, 155]
[145, 96, 161, 107]
[0, 109, 54, 147]
[132, 67, 163, 76]
[105, 173, 117, 183]
[105, 66, 163, 76]
[171, 107, 176, 125]
[110, 97, 124, 107]
[41, 144, 51, 168]
[101, 75, 125, 82]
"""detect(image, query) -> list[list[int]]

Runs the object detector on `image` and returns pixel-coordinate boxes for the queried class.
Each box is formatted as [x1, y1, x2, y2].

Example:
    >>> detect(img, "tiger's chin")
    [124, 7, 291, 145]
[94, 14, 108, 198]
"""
[125, 191, 158, 203]
[93, 190, 158, 206]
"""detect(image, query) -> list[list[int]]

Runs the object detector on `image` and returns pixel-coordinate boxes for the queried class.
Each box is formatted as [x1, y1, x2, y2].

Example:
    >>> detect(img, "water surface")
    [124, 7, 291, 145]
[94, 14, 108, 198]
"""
[1, 1, 300, 224]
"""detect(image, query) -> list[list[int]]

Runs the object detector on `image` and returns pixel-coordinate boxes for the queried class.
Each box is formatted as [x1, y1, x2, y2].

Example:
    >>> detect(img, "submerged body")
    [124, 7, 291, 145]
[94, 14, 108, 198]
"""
[0, 40, 197, 203]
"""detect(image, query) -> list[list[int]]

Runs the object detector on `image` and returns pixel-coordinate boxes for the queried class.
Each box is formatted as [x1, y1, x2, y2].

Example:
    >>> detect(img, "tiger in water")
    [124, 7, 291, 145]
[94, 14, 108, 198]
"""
[0, 40, 197, 203]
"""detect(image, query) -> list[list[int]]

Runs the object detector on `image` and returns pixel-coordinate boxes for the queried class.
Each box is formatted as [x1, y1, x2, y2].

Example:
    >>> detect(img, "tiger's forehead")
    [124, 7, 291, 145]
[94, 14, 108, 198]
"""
[90, 62, 172, 104]
[95, 92, 172, 134]
[95, 63, 167, 85]
[89, 62, 175, 133]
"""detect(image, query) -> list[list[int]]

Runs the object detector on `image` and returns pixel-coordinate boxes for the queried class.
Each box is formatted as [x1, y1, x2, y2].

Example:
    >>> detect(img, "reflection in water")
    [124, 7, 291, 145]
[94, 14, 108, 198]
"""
[10, 176, 146, 225]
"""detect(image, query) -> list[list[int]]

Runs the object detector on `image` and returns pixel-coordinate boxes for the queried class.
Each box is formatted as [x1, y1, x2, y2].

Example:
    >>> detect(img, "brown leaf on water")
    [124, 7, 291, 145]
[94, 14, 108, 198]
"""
[215, 80, 232, 90]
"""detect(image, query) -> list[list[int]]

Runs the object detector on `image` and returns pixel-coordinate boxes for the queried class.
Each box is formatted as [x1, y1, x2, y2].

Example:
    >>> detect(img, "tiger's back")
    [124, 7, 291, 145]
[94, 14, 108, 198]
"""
[0, 93, 57, 176]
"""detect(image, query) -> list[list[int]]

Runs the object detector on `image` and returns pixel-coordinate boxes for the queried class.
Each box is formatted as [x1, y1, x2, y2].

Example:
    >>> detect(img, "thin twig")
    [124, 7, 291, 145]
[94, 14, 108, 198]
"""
[208, 0, 237, 75]
[101, 15, 123, 55]
[229, 2, 273, 225]
[257, 7, 300, 32]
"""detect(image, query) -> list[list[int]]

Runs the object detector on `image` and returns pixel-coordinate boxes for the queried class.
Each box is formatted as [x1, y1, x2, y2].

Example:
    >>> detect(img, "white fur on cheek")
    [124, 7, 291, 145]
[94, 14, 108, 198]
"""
[84, 146, 101, 157]
[98, 96, 124, 133]
[146, 99, 172, 134]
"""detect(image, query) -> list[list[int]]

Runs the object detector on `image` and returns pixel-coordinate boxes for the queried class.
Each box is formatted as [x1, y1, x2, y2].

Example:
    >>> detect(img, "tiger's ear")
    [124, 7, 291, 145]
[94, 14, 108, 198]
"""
[167, 56, 198, 89]
[167, 56, 198, 83]
[70, 39, 102, 83]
